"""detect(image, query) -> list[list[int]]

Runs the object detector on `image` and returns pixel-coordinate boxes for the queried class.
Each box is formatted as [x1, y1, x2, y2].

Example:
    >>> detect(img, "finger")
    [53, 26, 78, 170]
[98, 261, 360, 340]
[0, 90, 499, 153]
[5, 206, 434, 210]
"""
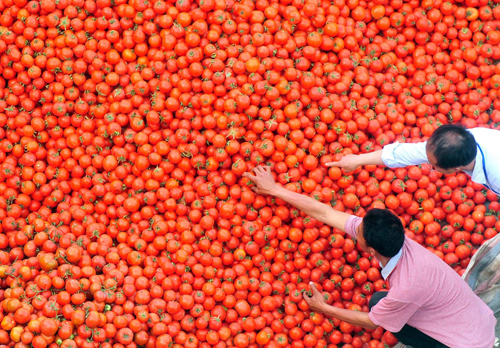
[252, 166, 263, 174]
[325, 162, 341, 167]
[242, 173, 257, 182]
[255, 165, 265, 174]
[309, 282, 322, 296]
[265, 166, 272, 173]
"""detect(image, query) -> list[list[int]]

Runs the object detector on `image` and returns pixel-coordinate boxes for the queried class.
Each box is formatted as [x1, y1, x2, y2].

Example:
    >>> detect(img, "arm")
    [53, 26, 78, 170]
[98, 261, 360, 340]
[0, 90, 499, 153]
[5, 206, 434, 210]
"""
[327, 142, 429, 172]
[242, 166, 352, 231]
[304, 283, 378, 329]
[326, 150, 384, 173]
[322, 304, 378, 329]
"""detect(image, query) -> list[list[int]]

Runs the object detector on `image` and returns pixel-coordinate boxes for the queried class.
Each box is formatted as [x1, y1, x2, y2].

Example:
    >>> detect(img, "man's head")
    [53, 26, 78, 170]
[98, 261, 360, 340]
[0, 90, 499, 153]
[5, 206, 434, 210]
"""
[426, 125, 477, 174]
[358, 209, 405, 259]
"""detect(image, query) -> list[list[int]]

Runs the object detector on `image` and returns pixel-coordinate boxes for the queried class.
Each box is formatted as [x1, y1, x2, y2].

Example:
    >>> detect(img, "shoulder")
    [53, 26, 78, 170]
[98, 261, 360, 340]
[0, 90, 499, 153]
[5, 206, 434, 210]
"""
[344, 216, 362, 238]
[392, 239, 443, 282]
[396, 238, 459, 288]
[346, 215, 362, 225]
[468, 127, 500, 139]
[403, 238, 445, 268]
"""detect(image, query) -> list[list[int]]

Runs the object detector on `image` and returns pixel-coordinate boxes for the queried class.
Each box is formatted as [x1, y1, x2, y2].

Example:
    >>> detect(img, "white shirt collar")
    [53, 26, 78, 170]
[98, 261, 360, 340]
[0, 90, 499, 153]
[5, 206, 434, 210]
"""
[468, 145, 488, 187]
[379, 248, 403, 280]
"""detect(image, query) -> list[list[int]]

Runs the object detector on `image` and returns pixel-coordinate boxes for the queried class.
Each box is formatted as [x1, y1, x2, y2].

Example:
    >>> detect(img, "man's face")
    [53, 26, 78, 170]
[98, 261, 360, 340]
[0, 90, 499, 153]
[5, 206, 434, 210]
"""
[357, 223, 374, 256]
[426, 149, 457, 175]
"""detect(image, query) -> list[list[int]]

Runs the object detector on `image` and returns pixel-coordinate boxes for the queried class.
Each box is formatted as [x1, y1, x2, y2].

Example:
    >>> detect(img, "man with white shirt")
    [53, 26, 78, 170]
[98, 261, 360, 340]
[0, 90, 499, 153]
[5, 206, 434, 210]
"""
[327, 125, 500, 195]
[243, 165, 496, 348]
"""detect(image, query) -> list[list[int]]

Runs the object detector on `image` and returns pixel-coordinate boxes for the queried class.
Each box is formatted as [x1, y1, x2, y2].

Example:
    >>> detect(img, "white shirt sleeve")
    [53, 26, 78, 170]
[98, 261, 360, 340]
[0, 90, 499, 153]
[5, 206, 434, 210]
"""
[380, 141, 429, 168]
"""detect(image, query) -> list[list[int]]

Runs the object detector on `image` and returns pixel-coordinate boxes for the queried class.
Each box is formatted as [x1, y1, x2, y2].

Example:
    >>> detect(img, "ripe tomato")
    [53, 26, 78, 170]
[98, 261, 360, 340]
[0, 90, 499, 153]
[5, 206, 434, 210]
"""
[0, 0, 496, 345]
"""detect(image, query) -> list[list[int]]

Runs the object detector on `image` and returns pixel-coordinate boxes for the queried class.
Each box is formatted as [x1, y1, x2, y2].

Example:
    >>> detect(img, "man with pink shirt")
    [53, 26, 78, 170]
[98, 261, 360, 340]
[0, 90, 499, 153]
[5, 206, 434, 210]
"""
[244, 165, 496, 348]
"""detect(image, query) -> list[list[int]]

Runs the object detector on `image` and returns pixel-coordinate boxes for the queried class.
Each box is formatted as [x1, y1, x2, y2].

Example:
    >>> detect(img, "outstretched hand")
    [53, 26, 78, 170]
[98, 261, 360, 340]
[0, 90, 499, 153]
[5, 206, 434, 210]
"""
[242, 165, 279, 196]
[303, 282, 328, 314]
[326, 154, 360, 173]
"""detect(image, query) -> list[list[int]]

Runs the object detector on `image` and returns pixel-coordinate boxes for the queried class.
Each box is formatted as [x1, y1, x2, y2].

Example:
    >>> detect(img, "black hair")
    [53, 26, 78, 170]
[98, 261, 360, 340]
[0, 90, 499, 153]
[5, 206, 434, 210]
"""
[426, 124, 477, 169]
[362, 209, 405, 258]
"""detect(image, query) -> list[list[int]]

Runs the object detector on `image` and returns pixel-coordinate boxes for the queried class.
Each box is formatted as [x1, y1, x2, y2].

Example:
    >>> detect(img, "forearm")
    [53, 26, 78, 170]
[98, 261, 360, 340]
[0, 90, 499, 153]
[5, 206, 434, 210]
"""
[273, 186, 351, 231]
[321, 305, 378, 330]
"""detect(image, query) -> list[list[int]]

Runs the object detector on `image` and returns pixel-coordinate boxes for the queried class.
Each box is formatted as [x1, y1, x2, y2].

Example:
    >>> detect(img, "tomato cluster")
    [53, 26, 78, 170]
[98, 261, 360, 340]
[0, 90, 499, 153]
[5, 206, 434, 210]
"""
[0, 0, 499, 346]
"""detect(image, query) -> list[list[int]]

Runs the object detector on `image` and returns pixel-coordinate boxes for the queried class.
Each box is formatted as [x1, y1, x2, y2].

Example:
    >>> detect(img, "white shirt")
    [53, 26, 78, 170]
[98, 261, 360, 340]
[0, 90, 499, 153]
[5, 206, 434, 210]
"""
[380, 127, 500, 195]
[379, 248, 402, 280]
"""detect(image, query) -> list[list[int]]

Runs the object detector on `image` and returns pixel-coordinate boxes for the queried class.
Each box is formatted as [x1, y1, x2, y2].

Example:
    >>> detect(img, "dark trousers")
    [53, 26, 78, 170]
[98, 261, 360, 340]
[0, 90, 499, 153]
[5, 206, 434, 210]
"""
[369, 292, 449, 348]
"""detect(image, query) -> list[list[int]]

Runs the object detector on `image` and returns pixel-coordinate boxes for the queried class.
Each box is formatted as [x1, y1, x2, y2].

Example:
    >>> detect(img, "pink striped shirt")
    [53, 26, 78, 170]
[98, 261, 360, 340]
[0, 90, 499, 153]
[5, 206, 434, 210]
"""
[345, 216, 496, 348]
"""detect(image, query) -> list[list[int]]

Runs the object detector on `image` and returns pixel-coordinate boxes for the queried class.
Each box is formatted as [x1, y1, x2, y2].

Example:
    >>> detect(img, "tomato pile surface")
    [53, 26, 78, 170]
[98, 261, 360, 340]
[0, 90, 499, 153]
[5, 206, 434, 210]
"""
[0, 0, 499, 346]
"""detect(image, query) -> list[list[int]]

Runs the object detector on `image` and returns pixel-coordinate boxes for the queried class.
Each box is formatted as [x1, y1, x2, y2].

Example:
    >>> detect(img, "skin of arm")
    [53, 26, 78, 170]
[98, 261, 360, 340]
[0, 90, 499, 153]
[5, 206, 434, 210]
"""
[326, 150, 384, 173]
[322, 305, 378, 330]
[243, 166, 352, 231]
[273, 184, 351, 231]
[243, 166, 379, 330]
[304, 282, 378, 329]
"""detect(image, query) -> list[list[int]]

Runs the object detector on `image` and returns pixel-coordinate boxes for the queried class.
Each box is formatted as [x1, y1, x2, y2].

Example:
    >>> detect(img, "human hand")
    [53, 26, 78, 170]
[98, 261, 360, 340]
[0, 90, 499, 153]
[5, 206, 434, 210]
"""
[326, 154, 360, 173]
[242, 165, 279, 196]
[303, 282, 328, 314]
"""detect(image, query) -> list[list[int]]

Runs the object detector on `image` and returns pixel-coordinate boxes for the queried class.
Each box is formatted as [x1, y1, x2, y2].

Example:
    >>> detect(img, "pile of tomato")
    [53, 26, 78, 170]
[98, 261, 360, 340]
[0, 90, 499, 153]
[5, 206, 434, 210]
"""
[0, 0, 499, 346]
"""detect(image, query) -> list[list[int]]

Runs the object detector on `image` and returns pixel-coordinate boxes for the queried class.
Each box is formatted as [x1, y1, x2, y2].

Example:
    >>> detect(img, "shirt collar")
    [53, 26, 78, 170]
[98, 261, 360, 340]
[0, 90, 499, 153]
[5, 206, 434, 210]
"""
[379, 248, 403, 280]
[467, 146, 484, 183]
